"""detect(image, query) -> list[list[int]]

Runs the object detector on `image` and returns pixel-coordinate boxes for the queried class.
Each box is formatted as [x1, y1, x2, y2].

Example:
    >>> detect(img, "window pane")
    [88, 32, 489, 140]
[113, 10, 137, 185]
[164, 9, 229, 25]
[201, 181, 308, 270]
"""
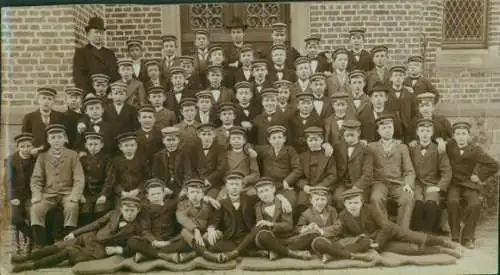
[443, 0, 487, 47]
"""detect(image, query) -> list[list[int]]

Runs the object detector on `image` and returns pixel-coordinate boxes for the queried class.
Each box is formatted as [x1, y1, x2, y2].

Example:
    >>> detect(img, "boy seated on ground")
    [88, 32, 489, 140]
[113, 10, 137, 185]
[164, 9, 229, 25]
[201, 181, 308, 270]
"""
[253, 177, 312, 261]
[330, 187, 462, 258]
[11, 195, 144, 273]
[288, 186, 373, 263]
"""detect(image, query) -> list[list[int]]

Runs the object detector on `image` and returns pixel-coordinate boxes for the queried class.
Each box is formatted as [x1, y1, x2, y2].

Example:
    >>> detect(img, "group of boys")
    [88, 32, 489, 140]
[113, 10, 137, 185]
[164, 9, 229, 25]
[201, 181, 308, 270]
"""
[6, 16, 499, 273]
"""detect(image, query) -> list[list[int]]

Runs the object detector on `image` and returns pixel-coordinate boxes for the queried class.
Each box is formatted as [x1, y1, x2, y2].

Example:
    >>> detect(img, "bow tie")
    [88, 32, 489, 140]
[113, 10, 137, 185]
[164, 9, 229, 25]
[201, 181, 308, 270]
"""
[314, 98, 323, 101]
[174, 90, 183, 94]
[211, 87, 221, 90]
[263, 202, 275, 207]
[410, 76, 420, 81]
[347, 144, 357, 149]
[229, 196, 240, 203]
[336, 117, 344, 121]
[420, 144, 431, 150]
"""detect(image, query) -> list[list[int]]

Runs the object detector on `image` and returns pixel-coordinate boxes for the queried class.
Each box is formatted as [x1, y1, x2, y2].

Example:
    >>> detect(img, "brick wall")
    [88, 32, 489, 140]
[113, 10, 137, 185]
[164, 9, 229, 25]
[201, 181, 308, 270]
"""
[104, 4, 163, 59]
[74, 5, 105, 47]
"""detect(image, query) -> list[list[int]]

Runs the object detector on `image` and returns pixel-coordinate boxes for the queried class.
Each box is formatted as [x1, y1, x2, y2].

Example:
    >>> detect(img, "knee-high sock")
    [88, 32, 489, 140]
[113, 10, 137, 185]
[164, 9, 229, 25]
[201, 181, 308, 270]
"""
[411, 200, 425, 232]
[423, 201, 440, 233]
[256, 231, 289, 257]
[312, 238, 352, 259]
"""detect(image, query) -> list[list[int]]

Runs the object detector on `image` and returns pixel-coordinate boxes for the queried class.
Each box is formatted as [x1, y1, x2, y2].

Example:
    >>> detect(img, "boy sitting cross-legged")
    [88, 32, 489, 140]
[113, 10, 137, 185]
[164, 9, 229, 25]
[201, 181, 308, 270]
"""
[329, 187, 462, 258]
[253, 177, 313, 261]
[11, 195, 144, 273]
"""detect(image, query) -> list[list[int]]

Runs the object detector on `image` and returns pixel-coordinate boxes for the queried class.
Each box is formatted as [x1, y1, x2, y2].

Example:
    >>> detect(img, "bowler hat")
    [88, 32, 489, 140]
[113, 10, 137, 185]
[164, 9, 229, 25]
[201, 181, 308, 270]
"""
[85, 16, 105, 32]
[225, 16, 248, 31]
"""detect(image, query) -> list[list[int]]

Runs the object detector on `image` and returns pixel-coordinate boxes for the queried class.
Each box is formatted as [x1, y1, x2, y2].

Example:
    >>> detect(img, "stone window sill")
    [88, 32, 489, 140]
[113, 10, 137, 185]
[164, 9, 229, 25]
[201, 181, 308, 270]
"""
[436, 46, 500, 70]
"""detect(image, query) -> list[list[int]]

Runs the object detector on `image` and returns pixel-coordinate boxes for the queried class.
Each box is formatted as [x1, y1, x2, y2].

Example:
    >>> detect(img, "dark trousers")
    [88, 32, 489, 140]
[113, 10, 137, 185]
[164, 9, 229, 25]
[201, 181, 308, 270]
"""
[79, 192, 111, 226]
[411, 200, 440, 233]
[209, 227, 258, 254]
[11, 199, 32, 239]
[254, 229, 291, 257]
[127, 236, 191, 259]
[447, 185, 481, 242]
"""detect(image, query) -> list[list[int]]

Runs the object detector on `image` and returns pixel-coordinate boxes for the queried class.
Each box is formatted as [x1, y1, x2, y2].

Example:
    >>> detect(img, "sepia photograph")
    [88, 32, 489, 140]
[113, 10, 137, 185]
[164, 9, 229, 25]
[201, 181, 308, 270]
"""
[0, 1, 498, 274]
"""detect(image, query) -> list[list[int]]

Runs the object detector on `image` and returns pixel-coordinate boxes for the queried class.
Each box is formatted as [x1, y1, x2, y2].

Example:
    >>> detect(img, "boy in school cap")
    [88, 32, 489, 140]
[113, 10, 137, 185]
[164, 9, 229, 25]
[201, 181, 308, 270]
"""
[30, 124, 84, 248]
[125, 39, 147, 82]
[117, 58, 146, 107]
[143, 59, 165, 89]
[409, 118, 452, 233]
[233, 81, 259, 135]
[266, 23, 300, 69]
[214, 103, 237, 147]
[268, 44, 298, 83]
[75, 96, 114, 155]
[178, 55, 203, 91]
[191, 123, 229, 199]
[90, 73, 112, 99]
[231, 44, 255, 83]
[295, 126, 337, 214]
[195, 90, 218, 126]
[166, 66, 196, 120]
[193, 29, 211, 88]
[160, 35, 180, 83]
[79, 131, 112, 225]
[347, 28, 373, 72]
[386, 65, 415, 142]
[288, 92, 321, 154]
[63, 87, 85, 149]
[346, 69, 370, 115]
[446, 121, 499, 249]
[327, 48, 350, 96]
[309, 72, 334, 119]
[404, 55, 440, 100]
[274, 79, 296, 118]
[136, 104, 164, 165]
[366, 45, 390, 91]
[106, 80, 141, 144]
[146, 86, 178, 129]
[205, 64, 235, 105]
[292, 56, 314, 96]
[324, 92, 352, 146]
[251, 88, 290, 145]
[207, 45, 234, 88]
[22, 87, 66, 154]
[253, 177, 312, 261]
[174, 98, 201, 147]
[7, 133, 36, 253]
[304, 34, 329, 73]
[367, 114, 416, 229]
[250, 59, 272, 108]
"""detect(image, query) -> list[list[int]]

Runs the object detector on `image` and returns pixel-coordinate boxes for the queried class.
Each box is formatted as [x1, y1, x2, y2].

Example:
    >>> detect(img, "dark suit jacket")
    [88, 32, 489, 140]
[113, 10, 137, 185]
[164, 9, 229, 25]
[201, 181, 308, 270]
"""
[224, 43, 243, 65]
[231, 67, 254, 84]
[80, 152, 112, 197]
[176, 200, 212, 232]
[368, 140, 415, 185]
[346, 93, 371, 120]
[133, 59, 150, 84]
[193, 51, 210, 88]
[297, 150, 337, 190]
[406, 114, 453, 144]
[140, 200, 179, 242]
[73, 44, 120, 95]
[267, 66, 298, 83]
[288, 112, 323, 153]
[326, 71, 350, 97]
[63, 109, 85, 150]
[154, 108, 178, 130]
[324, 114, 356, 146]
[263, 44, 300, 69]
[347, 49, 374, 72]
[335, 141, 373, 189]
[5, 152, 35, 200]
[446, 140, 499, 190]
[308, 53, 330, 73]
[289, 80, 312, 106]
[404, 76, 439, 100]
[250, 78, 273, 111]
[206, 87, 235, 106]
[252, 111, 290, 145]
[358, 108, 403, 142]
[409, 143, 452, 191]
[386, 86, 416, 139]
[186, 74, 204, 91]
[292, 206, 338, 239]
[312, 97, 334, 121]
[103, 153, 150, 196]
[151, 147, 193, 196]
[74, 119, 115, 155]
[104, 103, 140, 140]
[331, 205, 387, 240]
[256, 198, 294, 238]
[226, 150, 260, 186]
[22, 109, 67, 148]
[192, 143, 228, 189]
[165, 88, 196, 120]
[160, 56, 181, 84]
[255, 145, 302, 187]
[124, 78, 147, 107]
[366, 67, 391, 92]
[195, 110, 220, 126]
[210, 194, 258, 239]
[136, 128, 164, 165]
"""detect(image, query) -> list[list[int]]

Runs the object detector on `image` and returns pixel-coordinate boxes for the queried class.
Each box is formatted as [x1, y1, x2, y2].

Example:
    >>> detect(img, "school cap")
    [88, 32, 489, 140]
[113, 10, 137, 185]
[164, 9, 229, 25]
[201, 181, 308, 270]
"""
[255, 177, 275, 188]
[390, 66, 406, 74]
[144, 178, 166, 190]
[169, 66, 185, 75]
[310, 72, 327, 82]
[331, 92, 349, 101]
[332, 48, 349, 59]
[180, 98, 197, 107]
[82, 96, 103, 108]
[45, 124, 67, 135]
[304, 126, 324, 136]
[367, 82, 389, 96]
[267, 125, 287, 135]
[110, 81, 128, 92]
[197, 123, 216, 132]
[116, 131, 137, 143]
[14, 133, 34, 143]
[65, 87, 84, 96]
[161, 126, 180, 137]
[229, 126, 246, 136]
[349, 28, 366, 36]
[144, 59, 160, 68]
[452, 121, 471, 131]
[296, 92, 314, 101]
[37, 87, 57, 97]
[408, 56, 424, 63]
[225, 171, 245, 181]
[252, 59, 268, 68]
[194, 29, 209, 36]
[208, 45, 224, 55]
[273, 80, 293, 89]
[120, 194, 141, 207]
[348, 70, 366, 80]
[117, 58, 133, 67]
[309, 186, 330, 196]
[304, 34, 321, 43]
[271, 44, 287, 52]
[146, 86, 165, 95]
[260, 88, 279, 98]
[295, 56, 311, 66]
[218, 103, 236, 113]
[126, 39, 142, 48]
[239, 44, 253, 54]
[207, 64, 223, 73]
[91, 73, 111, 83]
[416, 118, 434, 128]
[235, 81, 252, 90]
[271, 22, 287, 32]
[375, 114, 394, 126]
[416, 92, 436, 103]
[184, 178, 205, 189]
[196, 90, 213, 99]
[370, 45, 388, 55]
[178, 56, 195, 64]
[343, 119, 362, 129]
[342, 186, 364, 199]
[138, 104, 155, 113]
[161, 35, 177, 42]
[83, 132, 104, 141]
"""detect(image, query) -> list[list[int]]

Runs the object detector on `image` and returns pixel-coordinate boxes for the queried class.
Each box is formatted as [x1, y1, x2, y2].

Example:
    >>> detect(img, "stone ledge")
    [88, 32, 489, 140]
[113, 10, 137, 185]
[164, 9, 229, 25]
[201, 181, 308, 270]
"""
[436, 46, 500, 70]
